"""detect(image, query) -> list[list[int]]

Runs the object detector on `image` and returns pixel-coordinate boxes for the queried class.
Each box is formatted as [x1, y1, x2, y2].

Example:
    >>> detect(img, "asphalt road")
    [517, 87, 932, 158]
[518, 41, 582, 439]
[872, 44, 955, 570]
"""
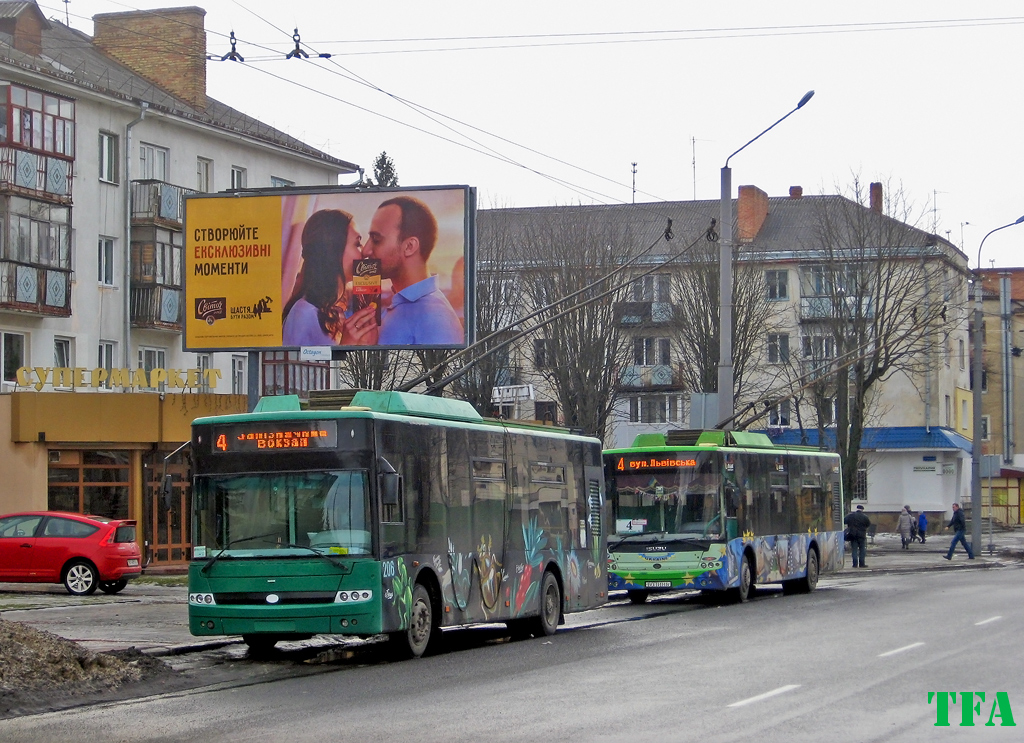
[2, 563, 1022, 742]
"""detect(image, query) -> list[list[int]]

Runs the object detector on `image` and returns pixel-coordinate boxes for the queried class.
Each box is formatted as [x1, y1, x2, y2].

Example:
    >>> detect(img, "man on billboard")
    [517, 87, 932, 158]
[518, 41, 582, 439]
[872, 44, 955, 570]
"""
[364, 195, 464, 345]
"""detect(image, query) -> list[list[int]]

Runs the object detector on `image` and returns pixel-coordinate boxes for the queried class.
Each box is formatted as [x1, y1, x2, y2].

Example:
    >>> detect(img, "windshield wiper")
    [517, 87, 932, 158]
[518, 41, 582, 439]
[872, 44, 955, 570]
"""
[200, 531, 282, 574]
[610, 530, 667, 551]
[280, 543, 352, 572]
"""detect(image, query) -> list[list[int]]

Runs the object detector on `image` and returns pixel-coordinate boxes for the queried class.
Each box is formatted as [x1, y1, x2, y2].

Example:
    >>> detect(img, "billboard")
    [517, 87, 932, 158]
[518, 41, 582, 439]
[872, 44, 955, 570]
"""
[184, 185, 473, 352]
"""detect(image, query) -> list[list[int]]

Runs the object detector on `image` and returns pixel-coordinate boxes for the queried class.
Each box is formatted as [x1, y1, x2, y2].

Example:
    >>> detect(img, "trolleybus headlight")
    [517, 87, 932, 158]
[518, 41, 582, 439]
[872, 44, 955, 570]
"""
[189, 592, 216, 605]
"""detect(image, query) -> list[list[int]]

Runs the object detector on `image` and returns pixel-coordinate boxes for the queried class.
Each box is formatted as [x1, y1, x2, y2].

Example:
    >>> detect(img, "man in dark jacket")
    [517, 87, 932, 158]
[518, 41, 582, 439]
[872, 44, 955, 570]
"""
[844, 504, 871, 568]
[943, 502, 974, 560]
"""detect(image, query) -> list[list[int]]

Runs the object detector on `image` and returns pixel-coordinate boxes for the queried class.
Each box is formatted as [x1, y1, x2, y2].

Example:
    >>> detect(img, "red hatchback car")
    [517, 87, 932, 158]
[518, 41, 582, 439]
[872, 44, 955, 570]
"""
[0, 511, 142, 595]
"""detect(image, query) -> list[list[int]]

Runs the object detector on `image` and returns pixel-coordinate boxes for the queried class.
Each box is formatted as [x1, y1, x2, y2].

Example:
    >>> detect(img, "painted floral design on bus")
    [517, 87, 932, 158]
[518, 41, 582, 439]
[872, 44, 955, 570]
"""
[390, 558, 413, 627]
[512, 516, 547, 615]
[478, 534, 503, 615]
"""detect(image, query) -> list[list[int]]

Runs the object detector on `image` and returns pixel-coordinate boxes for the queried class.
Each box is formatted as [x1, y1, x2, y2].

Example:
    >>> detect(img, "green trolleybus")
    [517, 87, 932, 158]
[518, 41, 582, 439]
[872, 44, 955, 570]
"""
[605, 430, 843, 603]
[187, 390, 607, 657]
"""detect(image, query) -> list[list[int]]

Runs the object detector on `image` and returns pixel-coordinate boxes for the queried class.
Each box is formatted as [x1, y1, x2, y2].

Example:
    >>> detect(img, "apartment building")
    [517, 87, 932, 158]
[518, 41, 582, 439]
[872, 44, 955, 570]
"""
[0, 2, 357, 564]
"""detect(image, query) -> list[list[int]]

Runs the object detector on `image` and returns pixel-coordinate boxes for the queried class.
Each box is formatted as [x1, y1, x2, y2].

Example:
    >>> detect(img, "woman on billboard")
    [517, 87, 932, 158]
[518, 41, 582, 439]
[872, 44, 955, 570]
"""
[281, 209, 378, 346]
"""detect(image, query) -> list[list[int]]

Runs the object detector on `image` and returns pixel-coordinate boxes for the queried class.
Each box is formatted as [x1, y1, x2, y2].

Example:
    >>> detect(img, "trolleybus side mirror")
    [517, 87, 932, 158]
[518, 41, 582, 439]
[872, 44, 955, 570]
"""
[380, 473, 401, 506]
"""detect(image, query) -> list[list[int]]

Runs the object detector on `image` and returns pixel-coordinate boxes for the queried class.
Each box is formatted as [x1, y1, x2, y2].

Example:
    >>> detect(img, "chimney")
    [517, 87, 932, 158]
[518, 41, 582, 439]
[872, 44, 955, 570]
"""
[93, 7, 208, 109]
[0, 2, 49, 56]
[789, 186, 803, 199]
[869, 182, 883, 214]
[737, 185, 769, 242]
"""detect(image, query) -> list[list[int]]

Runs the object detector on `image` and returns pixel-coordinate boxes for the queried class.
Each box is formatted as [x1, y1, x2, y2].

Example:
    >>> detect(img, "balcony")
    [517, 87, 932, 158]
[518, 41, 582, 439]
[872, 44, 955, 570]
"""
[618, 364, 677, 389]
[800, 295, 874, 321]
[615, 301, 675, 326]
[0, 146, 73, 203]
[0, 259, 71, 316]
[130, 285, 181, 331]
[131, 180, 196, 226]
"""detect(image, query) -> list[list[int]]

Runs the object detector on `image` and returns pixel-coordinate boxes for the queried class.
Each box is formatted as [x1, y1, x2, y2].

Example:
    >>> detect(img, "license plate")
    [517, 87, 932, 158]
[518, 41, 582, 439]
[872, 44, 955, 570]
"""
[645, 581, 672, 588]
[127, 559, 139, 567]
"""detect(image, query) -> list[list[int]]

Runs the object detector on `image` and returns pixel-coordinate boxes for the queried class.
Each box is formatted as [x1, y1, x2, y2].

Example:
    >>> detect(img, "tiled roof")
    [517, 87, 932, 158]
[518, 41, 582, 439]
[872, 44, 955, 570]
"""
[758, 426, 972, 454]
[0, 9, 357, 172]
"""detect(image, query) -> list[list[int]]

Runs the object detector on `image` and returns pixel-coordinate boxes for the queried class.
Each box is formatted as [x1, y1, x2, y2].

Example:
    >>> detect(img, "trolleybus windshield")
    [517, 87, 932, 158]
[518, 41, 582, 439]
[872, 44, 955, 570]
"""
[609, 451, 722, 545]
[193, 470, 372, 559]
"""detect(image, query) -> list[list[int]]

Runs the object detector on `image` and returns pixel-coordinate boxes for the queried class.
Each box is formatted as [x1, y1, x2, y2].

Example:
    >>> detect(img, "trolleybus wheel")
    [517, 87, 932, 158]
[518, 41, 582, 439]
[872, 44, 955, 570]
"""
[392, 583, 435, 659]
[735, 555, 753, 603]
[532, 571, 561, 637]
[801, 549, 819, 593]
[627, 590, 649, 604]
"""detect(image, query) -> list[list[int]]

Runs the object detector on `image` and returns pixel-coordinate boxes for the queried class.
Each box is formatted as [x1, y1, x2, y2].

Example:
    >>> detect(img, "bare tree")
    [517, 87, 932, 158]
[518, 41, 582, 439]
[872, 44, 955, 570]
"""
[669, 235, 782, 410]
[806, 179, 961, 504]
[514, 208, 644, 438]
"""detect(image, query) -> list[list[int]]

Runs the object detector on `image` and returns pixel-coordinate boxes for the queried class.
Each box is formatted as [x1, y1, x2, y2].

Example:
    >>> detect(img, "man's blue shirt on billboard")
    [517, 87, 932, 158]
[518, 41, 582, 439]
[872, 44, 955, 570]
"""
[379, 275, 463, 345]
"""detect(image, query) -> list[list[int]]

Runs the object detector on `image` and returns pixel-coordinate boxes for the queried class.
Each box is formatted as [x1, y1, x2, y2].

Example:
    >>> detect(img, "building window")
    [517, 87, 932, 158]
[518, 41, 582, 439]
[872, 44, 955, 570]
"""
[154, 228, 183, 286]
[261, 350, 328, 398]
[768, 333, 789, 364]
[140, 143, 168, 181]
[2, 331, 25, 384]
[534, 400, 557, 423]
[98, 237, 114, 286]
[533, 339, 553, 369]
[633, 337, 671, 365]
[232, 355, 246, 394]
[631, 274, 671, 302]
[961, 399, 969, 430]
[53, 337, 71, 388]
[765, 270, 788, 300]
[139, 347, 166, 391]
[945, 395, 951, 427]
[230, 166, 247, 189]
[5, 85, 75, 156]
[99, 132, 118, 183]
[5, 199, 71, 268]
[98, 341, 115, 389]
[196, 354, 211, 393]
[959, 338, 965, 370]
[196, 157, 212, 192]
[981, 415, 991, 441]
[48, 450, 130, 519]
[769, 399, 791, 427]
[628, 395, 682, 424]
[802, 335, 835, 359]
[270, 176, 294, 188]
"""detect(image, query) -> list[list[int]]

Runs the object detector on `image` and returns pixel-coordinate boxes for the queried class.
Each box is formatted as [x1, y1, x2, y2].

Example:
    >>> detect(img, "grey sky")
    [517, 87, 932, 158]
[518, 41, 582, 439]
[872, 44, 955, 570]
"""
[67, 0, 1024, 266]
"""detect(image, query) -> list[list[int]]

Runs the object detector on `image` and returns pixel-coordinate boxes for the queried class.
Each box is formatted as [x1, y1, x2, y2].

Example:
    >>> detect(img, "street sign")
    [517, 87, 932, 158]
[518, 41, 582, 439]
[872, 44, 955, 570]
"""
[490, 384, 534, 403]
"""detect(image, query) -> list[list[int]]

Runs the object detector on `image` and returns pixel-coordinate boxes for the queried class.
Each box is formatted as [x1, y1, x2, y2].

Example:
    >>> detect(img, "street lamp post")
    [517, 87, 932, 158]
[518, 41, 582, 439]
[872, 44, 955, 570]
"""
[971, 216, 1024, 552]
[717, 90, 814, 428]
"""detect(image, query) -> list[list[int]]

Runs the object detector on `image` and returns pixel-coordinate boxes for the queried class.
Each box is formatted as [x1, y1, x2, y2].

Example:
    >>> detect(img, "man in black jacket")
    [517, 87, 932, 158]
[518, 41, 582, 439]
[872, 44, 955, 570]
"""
[844, 504, 871, 568]
[943, 502, 975, 560]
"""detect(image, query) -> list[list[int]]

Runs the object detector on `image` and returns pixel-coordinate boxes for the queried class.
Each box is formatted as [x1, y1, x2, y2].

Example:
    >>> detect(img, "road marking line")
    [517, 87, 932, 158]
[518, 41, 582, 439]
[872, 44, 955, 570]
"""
[975, 616, 1002, 626]
[728, 684, 801, 708]
[878, 642, 924, 657]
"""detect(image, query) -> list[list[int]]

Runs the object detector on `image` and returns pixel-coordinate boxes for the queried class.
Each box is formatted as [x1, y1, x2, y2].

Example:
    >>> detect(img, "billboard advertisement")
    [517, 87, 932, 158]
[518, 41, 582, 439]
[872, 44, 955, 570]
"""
[184, 185, 473, 352]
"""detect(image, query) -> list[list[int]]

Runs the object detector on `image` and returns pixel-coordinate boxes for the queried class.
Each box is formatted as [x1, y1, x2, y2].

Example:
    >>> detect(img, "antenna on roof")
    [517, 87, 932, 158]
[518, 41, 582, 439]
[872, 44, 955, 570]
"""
[221, 31, 244, 63]
[63, 0, 70, 26]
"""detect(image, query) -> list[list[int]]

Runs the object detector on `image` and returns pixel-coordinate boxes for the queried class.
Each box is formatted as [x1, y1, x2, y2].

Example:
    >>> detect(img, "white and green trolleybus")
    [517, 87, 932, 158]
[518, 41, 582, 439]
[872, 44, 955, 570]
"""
[605, 430, 843, 603]
[187, 390, 607, 657]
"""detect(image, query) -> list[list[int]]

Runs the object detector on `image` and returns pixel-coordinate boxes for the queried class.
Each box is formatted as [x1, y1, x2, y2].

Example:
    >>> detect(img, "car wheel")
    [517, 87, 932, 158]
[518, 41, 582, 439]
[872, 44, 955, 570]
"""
[64, 560, 98, 596]
[98, 579, 129, 594]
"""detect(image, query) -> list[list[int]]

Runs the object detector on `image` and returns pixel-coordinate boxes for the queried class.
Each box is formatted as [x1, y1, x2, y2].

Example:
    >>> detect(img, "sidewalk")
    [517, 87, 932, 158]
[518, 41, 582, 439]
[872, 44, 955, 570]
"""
[839, 526, 1024, 573]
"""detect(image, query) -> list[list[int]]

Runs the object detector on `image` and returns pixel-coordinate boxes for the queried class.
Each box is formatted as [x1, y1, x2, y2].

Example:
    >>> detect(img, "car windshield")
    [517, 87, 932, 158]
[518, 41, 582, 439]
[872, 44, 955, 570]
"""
[610, 452, 722, 542]
[193, 470, 372, 559]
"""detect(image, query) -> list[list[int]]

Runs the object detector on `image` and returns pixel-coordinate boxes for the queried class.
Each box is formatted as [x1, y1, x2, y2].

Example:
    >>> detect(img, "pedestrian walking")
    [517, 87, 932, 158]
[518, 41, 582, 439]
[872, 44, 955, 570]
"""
[897, 506, 914, 549]
[909, 507, 919, 543]
[943, 502, 974, 560]
[845, 504, 871, 568]
[917, 511, 928, 543]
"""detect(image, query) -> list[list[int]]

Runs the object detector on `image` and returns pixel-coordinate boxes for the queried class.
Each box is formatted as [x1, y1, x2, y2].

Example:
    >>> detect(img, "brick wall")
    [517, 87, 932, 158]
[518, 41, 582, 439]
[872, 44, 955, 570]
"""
[93, 7, 207, 109]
